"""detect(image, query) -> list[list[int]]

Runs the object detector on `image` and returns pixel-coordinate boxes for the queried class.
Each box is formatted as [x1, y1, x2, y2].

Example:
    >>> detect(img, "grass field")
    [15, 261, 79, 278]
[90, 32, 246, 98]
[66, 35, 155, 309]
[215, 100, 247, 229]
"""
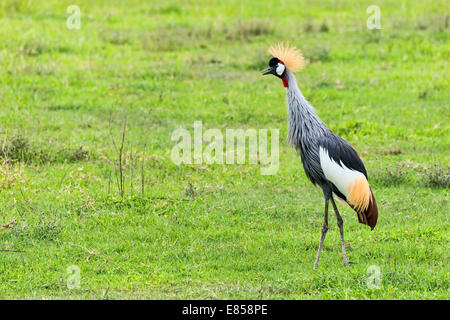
[0, 0, 448, 299]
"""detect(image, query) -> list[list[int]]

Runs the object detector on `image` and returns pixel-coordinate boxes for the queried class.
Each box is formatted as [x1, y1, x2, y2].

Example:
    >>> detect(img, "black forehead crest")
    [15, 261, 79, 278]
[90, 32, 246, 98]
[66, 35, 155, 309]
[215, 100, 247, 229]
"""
[269, 57, 280, 67]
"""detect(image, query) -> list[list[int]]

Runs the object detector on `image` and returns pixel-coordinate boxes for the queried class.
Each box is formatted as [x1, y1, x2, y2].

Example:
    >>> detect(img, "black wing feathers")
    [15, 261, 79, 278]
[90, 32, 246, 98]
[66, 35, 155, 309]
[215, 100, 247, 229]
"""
[318, 133, 368, 178]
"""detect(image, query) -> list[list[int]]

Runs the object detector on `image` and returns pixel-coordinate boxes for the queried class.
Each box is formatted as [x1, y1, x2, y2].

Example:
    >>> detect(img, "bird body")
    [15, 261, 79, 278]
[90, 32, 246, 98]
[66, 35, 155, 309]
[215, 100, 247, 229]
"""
[263, 43, 378, 266]
[284, 70, 378, 229]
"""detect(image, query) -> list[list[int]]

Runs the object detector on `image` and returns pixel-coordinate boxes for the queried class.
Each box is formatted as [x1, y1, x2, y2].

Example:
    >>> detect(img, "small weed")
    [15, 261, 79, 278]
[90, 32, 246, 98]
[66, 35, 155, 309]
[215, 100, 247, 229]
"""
[159, 5, 182, 15]
[2, 135, 30, 161]
[143, 20, 272, 52]
[307, 47, 330, 63]
[334, 120, 363, 136]
[319, 21, 329, 32]
[384, 149, 403, 155]
[0, 0, 36, 16]
[373, 163, 409, 186]
[0, 161, 25, 188]
[58, 146, 90, 162]
[418, 88, 432, 99]
[20, 40, 47, 56]
[333, 120, 379, 137]
[365, 30, 382, 43]
[184, 181, 196, 199]
[419, 163, 449, 188]
[304, 22, 314, 33]
[48, 103, 82, 111]
[231, 20, 274, 40]
[373, 161, 449, 188]
[0, 135, 90, 164]
[10, 217, 64, 241]
[100, 28, 132, 45]
[143, 27, 191, 51]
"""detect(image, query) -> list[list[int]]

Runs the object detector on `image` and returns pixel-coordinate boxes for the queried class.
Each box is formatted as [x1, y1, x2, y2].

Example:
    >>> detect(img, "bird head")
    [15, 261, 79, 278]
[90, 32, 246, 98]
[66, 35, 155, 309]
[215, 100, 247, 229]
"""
[262, 43, 306, 87]
[262, 57, 286, 78]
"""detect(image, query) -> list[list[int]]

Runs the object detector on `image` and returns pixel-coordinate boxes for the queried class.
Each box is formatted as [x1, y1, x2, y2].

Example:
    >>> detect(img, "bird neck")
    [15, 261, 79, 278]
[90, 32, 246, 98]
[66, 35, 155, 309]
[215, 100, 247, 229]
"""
[284, 70, 328, 148]
[281, 76, 288, 88]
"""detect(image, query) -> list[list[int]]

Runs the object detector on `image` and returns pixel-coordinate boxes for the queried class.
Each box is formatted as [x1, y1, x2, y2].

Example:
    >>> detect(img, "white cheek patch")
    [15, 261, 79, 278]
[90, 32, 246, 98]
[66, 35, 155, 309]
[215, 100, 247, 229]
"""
[276, 63, 285, 76]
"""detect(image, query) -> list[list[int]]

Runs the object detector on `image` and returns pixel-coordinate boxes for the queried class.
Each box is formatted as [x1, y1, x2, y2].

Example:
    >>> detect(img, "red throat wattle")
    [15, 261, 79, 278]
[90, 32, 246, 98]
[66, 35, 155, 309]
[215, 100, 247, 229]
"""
[281, 76, 288, 88]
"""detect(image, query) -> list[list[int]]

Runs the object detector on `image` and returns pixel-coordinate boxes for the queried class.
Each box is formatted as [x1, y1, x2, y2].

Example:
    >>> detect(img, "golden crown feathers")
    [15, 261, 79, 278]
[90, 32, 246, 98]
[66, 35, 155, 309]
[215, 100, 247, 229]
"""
[268, 43, 306, 72]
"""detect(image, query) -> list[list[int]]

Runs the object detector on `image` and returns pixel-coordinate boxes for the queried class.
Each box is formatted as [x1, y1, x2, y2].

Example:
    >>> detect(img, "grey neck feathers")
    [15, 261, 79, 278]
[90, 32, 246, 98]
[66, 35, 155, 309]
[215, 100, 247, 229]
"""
[284, 70, 328, 150]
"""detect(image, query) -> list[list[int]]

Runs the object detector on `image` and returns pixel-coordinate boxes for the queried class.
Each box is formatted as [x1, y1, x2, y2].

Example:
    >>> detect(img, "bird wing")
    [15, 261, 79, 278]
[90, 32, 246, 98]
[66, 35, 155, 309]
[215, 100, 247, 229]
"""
[318, 134, 367, 178]
[318, 134, 378, 230]
[318, 134, 369, 206]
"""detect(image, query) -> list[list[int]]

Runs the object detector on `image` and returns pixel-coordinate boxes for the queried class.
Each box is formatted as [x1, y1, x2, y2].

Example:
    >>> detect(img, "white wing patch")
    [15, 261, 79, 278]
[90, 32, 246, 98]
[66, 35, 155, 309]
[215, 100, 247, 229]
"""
[319, 146, 364, 198]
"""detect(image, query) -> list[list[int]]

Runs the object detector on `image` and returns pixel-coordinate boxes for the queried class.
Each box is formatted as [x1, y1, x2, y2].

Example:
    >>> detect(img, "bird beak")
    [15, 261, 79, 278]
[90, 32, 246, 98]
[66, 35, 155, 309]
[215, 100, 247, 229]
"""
[261, 66, 275, 76]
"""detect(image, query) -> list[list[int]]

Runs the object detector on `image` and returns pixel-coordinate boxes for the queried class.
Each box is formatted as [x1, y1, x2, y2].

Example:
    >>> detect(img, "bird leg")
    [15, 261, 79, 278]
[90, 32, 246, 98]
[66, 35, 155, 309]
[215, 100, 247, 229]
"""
[330, 196, 351, 265]
[314, 195, 329, 268]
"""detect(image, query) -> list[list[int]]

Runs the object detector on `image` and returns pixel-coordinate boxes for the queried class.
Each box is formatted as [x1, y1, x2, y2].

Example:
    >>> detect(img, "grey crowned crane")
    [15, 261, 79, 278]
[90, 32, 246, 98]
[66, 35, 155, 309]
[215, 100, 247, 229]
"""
[262, 43, 378, 267]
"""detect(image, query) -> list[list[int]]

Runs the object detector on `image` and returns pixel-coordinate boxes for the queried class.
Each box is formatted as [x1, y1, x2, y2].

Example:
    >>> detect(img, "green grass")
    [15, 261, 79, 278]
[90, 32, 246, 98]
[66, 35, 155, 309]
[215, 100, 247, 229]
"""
[0, 0, 449, 299]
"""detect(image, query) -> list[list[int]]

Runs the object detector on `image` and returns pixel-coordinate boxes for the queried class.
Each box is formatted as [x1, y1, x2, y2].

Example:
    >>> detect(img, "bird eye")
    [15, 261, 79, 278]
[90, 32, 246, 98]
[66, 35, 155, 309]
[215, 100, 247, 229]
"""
[276, 63, 285, 76]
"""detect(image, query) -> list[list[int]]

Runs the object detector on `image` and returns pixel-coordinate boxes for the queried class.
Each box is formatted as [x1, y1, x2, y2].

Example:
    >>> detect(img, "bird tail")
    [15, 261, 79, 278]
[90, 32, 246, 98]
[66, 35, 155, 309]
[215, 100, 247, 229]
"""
[347, 176, 378, 230]
[355, 189, 378, 230]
